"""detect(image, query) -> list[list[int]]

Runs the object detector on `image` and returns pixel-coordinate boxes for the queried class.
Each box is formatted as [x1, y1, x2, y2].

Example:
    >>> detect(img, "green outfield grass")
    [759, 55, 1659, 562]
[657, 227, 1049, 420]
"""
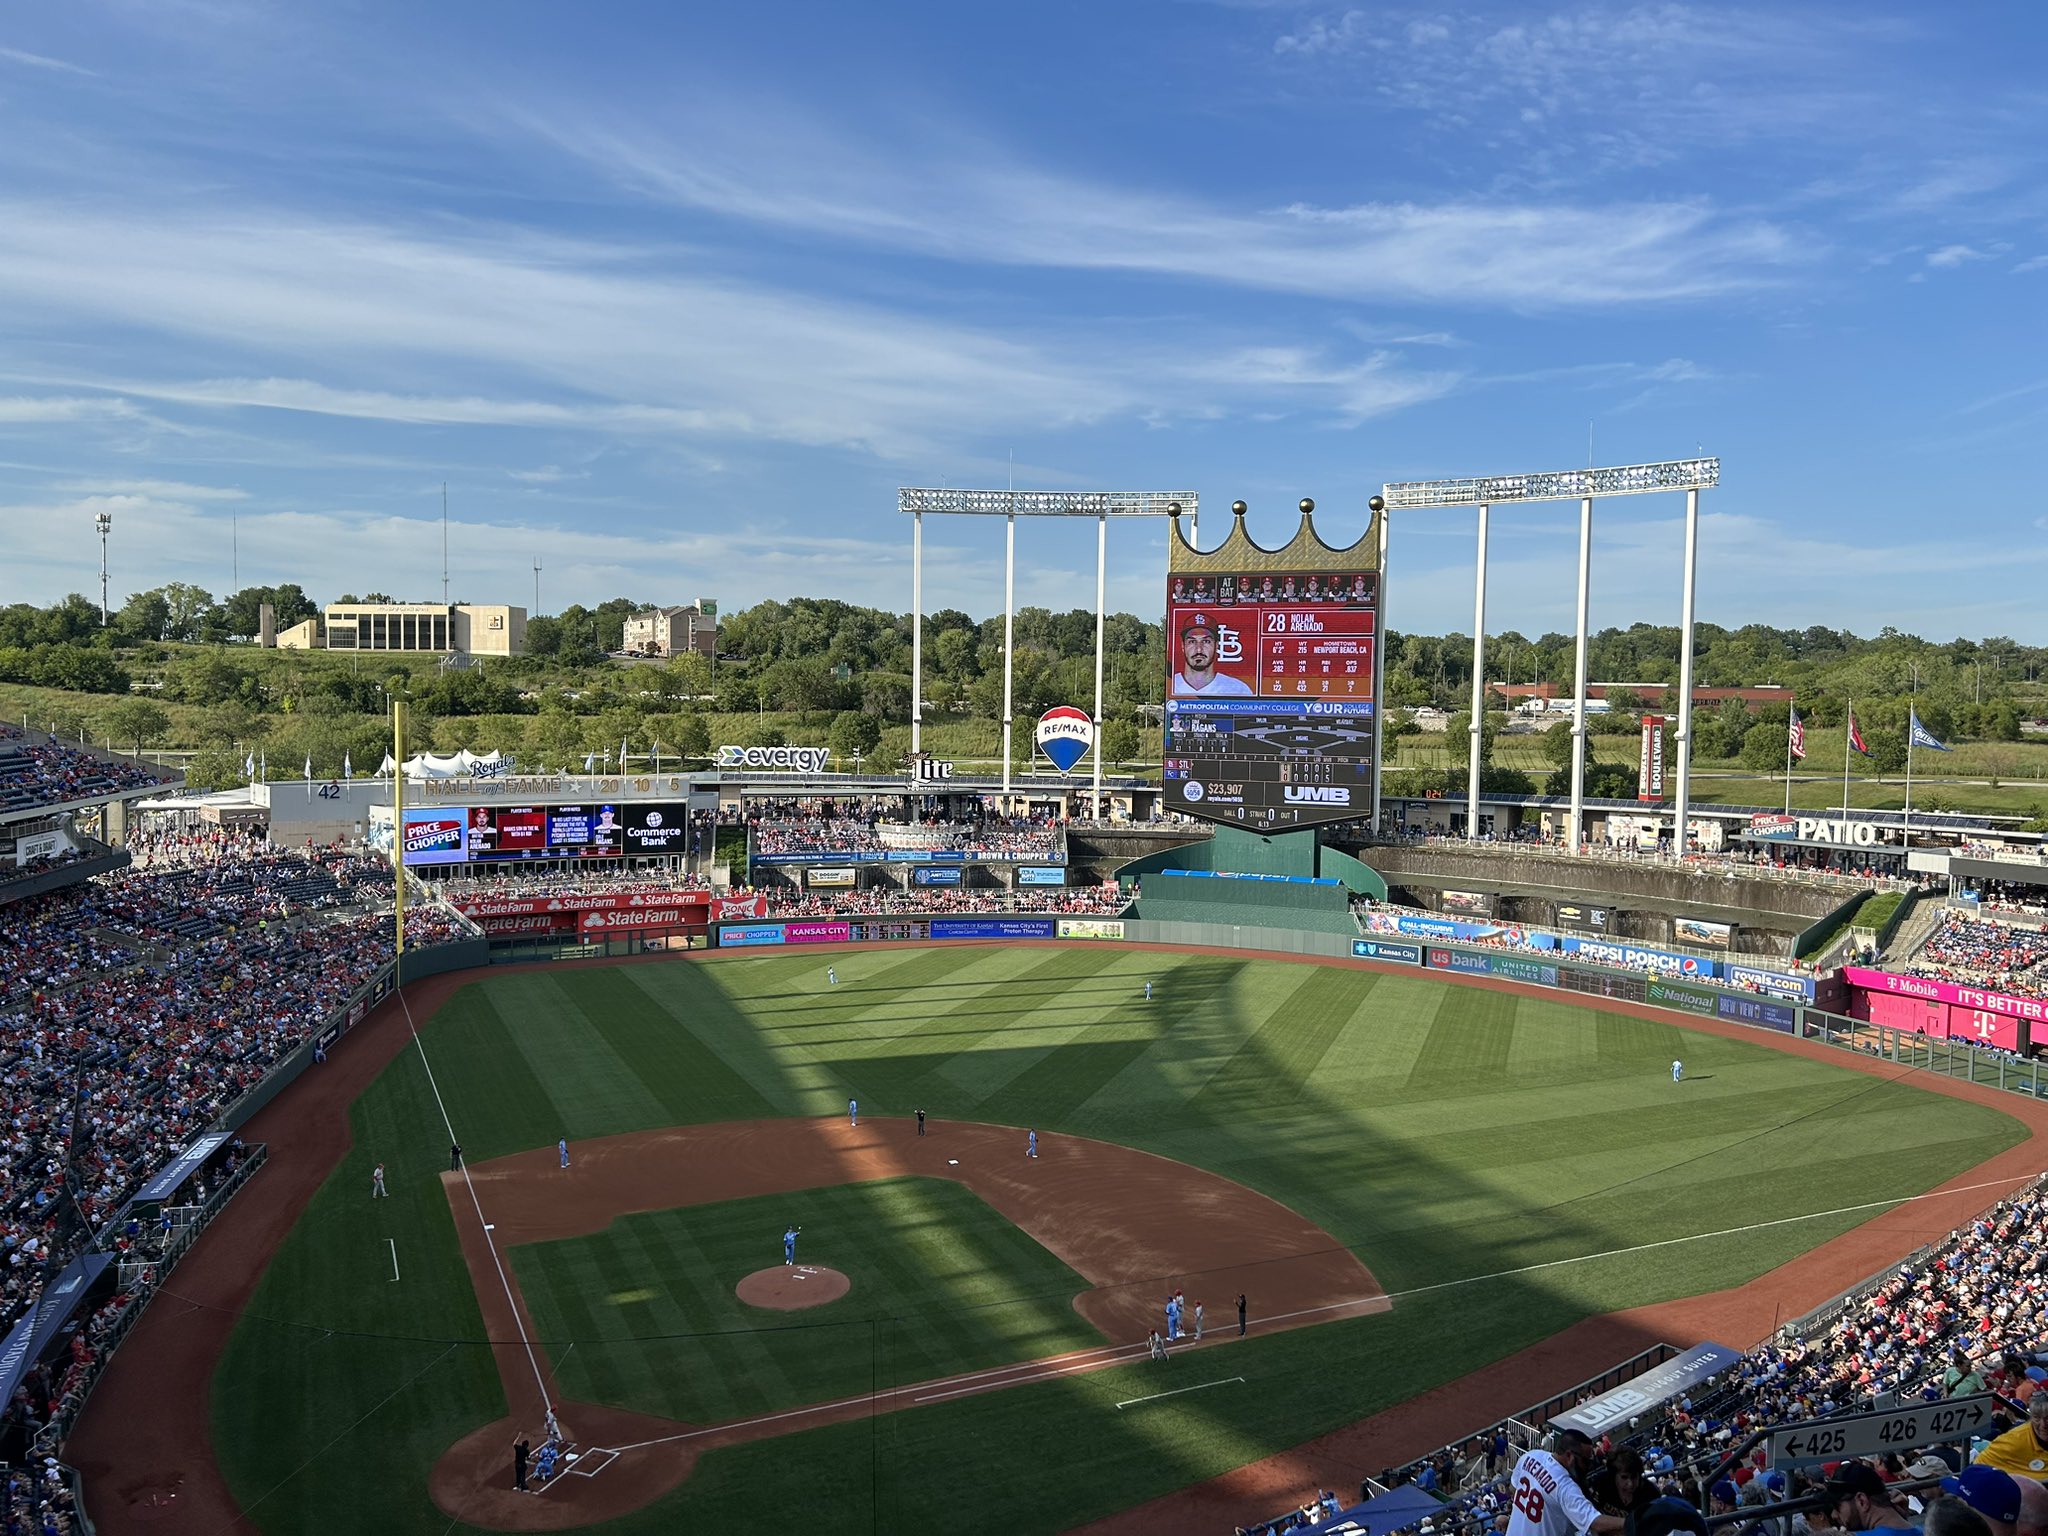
[510, 1177, 1099, 1424]
[212, 946, 2028, 1536]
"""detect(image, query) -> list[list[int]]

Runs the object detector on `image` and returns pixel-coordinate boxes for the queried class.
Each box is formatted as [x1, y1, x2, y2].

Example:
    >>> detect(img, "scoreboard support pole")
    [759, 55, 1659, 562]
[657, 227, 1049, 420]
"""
[911, 510, 924, 756]
[1568, 495, 1594, 853]
[1465, 504, 1490, 841]
[1002, 505, 1017, 800]
[1092, 510, 1107, 818]
[1671, 487, 1702, 855]
[1370, 504, 1389, 835]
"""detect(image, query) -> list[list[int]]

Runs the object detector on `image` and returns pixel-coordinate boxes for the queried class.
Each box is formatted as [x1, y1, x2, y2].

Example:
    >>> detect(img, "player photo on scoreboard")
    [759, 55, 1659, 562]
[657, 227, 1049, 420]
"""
[1169, 610, 1255, 697]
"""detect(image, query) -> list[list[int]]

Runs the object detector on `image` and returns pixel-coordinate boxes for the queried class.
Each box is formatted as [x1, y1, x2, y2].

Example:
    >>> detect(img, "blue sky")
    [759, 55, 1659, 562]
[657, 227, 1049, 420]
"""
[2, 2, 2045, 639]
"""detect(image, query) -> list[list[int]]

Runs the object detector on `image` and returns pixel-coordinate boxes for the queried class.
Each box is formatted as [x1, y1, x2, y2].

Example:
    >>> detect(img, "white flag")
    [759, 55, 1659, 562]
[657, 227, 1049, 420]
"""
[344, 751, 353, 780]
[304, 754, 313, 781]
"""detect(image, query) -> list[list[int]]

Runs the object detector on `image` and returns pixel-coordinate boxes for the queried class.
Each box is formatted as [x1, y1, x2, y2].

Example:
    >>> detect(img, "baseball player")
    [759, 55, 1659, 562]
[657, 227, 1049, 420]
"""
[558, 1137, 570, 1169]
[1026, 1129, 1038, 1159]
[1671, 1059, 1683, 1083]
[1194, 1300, 1204, 1339]
[1505, 1428, 1624, 1536]
[784, 1225, 800, 1265]
[915, 1108, 926, 1136]
[828, 967, 837, 985]
[371, 1162, 387, 1198]
[1148, 1328, 1167, 1361]
[848, 1097, 858, 1128]
[1144, 981, 1152, 1001]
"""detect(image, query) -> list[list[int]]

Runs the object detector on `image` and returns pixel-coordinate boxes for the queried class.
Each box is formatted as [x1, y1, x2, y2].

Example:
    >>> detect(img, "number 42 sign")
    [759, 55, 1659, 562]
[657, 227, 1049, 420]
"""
[1766, 1395, 1997, 1469]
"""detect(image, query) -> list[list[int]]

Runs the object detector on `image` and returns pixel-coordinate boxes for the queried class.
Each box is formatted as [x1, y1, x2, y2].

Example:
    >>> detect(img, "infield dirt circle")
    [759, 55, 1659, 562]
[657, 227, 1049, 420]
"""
[736, 1264, 850, 1310]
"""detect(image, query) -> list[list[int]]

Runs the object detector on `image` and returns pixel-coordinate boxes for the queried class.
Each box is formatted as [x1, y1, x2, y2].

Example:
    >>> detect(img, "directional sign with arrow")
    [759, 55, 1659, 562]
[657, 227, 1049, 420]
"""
[1767, 1395, 1998, 1469]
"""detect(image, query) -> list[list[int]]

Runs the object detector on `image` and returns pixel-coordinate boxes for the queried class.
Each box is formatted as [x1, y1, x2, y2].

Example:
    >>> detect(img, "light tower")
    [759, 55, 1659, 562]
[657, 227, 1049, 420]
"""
[95, 511, 112, 625]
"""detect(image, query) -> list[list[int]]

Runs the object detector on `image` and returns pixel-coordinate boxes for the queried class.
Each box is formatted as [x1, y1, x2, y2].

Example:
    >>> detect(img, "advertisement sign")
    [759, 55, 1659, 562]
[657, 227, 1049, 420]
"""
[807, 866, 858, 889]
[472, 912, 573, 936]
[1361, 911, 1551, 946]
[1556, 903, 1610, 931]
[1719, 994, 1798, 1032]
[712, 895, 770, 921]
[1549, 1344, 1746, 1439]
[1441, 889, 1495, 917]
[401, 807, 468, 866]
[785, 921, 852, 945]
[1638, 715, 1665, 802]
[930, 918, 1057, 940]
[912, 865, 964, 886]
[448, 890, 709, 920]
[1746, 813, 1799, 842]
[1034, 706, 1095, 776]
[1163, 561, 1379, 832]
[716, 744, 831, 773]
[1017, 866, 1067, 887]
[1429, 949, 1557, 985]
[1058, 919, 1126, 940]
[1429, 947, 1496, 978]
[13, 831, 65, 865]
[1648, 978, 1719, 1018]
[1843, 967, 2048, 1024]
[1558, 936, 1718, 978]
[1352, 938, 1422, 964]
[720, 922, 788, 947]
[622, 802, 693, 855]
[1672, 916, 1732, 949]
[578, 906, 704, 934]
[1726, 963, 1816, 1002]
[545, 804, 623, 857]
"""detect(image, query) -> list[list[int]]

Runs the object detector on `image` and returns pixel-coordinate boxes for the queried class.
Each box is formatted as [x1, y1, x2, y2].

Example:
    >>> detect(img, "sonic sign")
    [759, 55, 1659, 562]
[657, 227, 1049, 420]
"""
[1161, 499, 1382, 830]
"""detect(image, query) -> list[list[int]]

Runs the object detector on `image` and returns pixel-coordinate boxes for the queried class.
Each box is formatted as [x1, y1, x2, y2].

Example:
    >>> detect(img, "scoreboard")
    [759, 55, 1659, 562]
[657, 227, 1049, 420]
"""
[1163, 566, 1378, 830]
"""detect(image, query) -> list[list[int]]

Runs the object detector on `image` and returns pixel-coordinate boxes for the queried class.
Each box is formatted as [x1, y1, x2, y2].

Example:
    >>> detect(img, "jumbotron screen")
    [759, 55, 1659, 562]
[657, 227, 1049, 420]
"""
[1162, 569, 1378, 830]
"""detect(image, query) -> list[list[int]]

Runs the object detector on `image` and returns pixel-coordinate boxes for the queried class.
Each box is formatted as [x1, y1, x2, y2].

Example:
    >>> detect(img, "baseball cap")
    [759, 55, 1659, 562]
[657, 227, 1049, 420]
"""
[1180, 613, 1215, 634]
[1626, 1496, 1710, 1536]
[1710, 1481, 1740, 1507]
[1941, 1466, 2022, 1525]
[1826, 1463, 1891, 1504]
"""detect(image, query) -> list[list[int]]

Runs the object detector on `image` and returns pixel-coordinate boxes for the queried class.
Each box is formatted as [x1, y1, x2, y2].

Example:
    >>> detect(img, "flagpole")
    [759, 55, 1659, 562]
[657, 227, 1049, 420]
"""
[1905, 721, 1915, 852]
[1784, 703, 1794, 815]
[1842, 699, 1853, 833]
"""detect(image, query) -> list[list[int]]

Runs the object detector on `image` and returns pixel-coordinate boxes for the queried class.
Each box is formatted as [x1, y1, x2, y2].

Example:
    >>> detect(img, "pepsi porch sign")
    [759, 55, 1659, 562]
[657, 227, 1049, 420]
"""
[1035, 707, 1094, 776]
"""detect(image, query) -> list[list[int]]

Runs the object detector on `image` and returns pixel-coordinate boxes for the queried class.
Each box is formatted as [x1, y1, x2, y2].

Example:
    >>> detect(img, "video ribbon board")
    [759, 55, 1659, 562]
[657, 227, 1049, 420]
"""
[460, 803, 635, 860]
[1161, 503, 1382, 830]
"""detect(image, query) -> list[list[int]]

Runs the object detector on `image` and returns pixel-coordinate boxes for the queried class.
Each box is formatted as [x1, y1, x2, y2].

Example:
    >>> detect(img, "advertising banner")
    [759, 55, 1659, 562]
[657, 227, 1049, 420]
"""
[930, 918, 1057, 940]
[577, 905, 705, 934]
[1556, 903, 1610, 930]
[1549, 1344, 1745, 1438]
[472, 912, 573, 936]
[719, 923, 788, 947]
[1952, 1008, 2025, 1052]
[1726, 963, 1816, 1002]
[1352, 938, 1422, 964]
[401, 807, 468, 866]
[1639, 715, 1665, 802]
[1648, 978, 1720, 1018]
[1843, 967, 2048, 1023]
[1718, 994, 1798, 1032]
[1035, 706, 1095, 776]
[1058, 919, 1126, 940]
[1559, 936, 1718, 978]
[806, 866, 858, 889]
[712, 895, 770, 921]
[14, 831, 65, 865]
[755, 851, 889, 866]
[1441, 889, 1496, 917]
[1362, 911, 1550, 946]
[1746, 813, 1799, 842]
[545, 804, 624, 858]
[622, 802, 693, 855]
[448, 890, 711, 919]
[1673, 916, 1732, 949]
[0, 1252, 112, 1410]
[1429, 949, 1558, 985]
[716, 744, 830, 772]
[912, 866, 965, 886]
[1017, 866, 1067, 886]
[784, 921, 853, 944]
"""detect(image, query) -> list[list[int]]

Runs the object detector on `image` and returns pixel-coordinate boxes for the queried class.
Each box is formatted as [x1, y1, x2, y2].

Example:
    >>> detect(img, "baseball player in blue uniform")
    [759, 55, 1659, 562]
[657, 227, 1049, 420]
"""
[1027, 1129, 1038, 1158]
[784, 1224, 800, 1264]
[848, 1097, 858, 1127]
[1144, 981, 1152, 1001]
[1672, 1059, 1683, 1083]
[558, 1137, 570, 1169]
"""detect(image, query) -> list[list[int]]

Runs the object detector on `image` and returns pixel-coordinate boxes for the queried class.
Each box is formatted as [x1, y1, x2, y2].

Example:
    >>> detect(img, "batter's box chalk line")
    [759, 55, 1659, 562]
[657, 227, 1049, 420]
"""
[1116, 1376, 1245, 1411]
[564, 1446, 617, 1479]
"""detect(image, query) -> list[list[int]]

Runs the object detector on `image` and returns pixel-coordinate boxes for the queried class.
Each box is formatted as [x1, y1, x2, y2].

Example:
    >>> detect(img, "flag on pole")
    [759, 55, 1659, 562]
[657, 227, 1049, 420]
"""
[304, 754, 313, 781]
[244, 751, 256, 781]
[344, 751, 353, 780]
[1788, 712, 1807, 761]
[582, 751, 598, 773]
[1909, 711, 1950, 751]
[1847, 710, 1868, 756]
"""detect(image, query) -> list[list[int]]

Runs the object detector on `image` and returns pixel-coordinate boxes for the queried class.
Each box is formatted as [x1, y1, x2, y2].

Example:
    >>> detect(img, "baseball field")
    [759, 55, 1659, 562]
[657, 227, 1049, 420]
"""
[191, 944, 2022, 1535]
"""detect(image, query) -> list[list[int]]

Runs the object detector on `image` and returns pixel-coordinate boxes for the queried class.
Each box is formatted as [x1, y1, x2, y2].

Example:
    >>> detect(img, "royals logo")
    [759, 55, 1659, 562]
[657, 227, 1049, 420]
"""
[1035, 706, 1094, 776]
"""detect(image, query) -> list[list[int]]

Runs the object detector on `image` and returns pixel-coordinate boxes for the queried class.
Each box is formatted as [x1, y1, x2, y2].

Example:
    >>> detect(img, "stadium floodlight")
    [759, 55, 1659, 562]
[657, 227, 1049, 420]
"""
[899, 488, 1195, 813]
[1379, 458, 1717, 857]
[95, 511, 112, 626]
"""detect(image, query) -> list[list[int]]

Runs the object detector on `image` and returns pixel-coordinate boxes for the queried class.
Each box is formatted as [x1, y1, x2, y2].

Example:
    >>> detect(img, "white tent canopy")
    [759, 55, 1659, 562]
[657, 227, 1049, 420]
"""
[382, 749, 511, 780]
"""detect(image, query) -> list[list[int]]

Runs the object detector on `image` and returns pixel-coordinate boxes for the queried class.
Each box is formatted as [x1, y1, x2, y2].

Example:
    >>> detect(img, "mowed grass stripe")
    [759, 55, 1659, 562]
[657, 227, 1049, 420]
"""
[1189, 966, 1377, 1116]
[491, 969, 673, 1136]
[1405, 982, 1518, 1086]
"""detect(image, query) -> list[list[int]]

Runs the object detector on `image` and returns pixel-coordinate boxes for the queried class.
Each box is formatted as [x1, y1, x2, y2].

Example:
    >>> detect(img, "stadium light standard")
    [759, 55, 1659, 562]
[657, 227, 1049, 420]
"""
[95, 511, 112, 626]
[898, 489, 1193, 812]
[1380, 459, 1720, 853]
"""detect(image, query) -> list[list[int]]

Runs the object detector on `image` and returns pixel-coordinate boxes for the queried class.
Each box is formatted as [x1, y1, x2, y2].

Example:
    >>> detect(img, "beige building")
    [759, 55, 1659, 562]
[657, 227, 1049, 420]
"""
[276, 602, 527, 656]
[621, 602, 717, 658]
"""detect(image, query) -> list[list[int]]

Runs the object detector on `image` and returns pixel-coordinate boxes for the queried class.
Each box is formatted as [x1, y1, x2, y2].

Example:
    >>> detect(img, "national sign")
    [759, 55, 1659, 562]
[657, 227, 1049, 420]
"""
[1035, 706, 1094, 776]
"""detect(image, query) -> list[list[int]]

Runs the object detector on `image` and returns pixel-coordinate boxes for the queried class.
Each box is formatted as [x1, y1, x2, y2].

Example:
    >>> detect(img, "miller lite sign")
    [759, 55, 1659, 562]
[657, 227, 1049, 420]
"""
[1035, 706, 1094, 777]
[910, 755, 955, 782]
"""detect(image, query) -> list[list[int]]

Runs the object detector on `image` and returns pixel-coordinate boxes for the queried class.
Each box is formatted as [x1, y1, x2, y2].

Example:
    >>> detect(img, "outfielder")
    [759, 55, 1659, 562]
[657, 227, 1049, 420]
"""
[1144, 981, 1152, 1001]
[1504, 1428, 1624, 1536]
[1671, 1059, 1683, 1083]
[371, 1162, 387, 1198]
[828, 967, 837, 985]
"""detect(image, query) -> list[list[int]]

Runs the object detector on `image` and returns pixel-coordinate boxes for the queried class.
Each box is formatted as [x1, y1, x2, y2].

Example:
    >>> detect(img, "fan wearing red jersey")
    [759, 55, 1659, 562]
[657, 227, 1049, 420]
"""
[1505, 1429, 1625, 1536]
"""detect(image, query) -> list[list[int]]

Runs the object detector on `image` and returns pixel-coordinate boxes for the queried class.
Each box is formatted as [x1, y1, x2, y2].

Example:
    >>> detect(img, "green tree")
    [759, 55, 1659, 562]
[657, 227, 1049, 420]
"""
[182, 746, 247, 792]
[1101, 718, 1140, 765]
[1539, 719, 1581, 770]
[828, 710, 882, 765]
[103, 699, 171, 756]
[1739, 721, 1789, 772]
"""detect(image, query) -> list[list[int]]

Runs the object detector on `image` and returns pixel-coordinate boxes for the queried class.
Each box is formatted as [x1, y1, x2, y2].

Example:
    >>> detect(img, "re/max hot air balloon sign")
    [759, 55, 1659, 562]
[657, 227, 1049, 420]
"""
[1035, 707, 1094, 776]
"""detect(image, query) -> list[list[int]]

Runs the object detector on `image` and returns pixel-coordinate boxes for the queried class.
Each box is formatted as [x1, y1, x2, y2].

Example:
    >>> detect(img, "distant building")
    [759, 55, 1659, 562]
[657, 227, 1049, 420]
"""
[1493, 682, 1794, 713]
[277, 602, 526, 656]
[622, 602, 718, 658]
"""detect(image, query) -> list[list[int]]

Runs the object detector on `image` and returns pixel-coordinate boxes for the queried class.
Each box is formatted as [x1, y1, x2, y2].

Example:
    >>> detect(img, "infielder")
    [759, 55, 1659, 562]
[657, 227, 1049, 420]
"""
[558, 1137, 570, 1169]
[1504, 1428, 1623, 1536]
[1671, 1059, 1683, 1083]
[1026, 1129, 1038, 1158]
[784, 1224, 800, 1265]
[848, 1097, 858, 1128]
[371, 1162, 387, 1198]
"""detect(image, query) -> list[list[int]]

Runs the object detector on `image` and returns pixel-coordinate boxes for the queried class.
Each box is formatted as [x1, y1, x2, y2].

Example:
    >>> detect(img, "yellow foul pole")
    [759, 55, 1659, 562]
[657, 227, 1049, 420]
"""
[391, 698, 406, 970]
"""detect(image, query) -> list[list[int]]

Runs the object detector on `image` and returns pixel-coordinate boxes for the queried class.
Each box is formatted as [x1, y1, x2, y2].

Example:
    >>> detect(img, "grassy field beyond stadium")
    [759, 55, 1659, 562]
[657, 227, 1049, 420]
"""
[213, 946, 2025, 1535]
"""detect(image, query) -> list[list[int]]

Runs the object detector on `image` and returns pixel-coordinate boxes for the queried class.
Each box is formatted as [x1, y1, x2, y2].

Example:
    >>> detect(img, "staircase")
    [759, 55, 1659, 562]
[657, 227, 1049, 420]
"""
[1882, 898, 1948, 966]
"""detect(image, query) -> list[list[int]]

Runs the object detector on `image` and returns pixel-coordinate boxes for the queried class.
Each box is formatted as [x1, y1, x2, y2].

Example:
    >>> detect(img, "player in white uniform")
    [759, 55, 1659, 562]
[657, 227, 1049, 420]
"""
[1504, 1430, 1624, 1536]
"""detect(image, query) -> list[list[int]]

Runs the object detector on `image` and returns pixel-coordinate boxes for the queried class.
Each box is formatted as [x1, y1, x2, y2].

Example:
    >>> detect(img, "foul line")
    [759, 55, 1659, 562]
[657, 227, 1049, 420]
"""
[1117, 1377, 1244, 1411]
[394, 978, 554, 1416]
[387, 1238, 399, 1284]
[593, 1168, 2030, 1458]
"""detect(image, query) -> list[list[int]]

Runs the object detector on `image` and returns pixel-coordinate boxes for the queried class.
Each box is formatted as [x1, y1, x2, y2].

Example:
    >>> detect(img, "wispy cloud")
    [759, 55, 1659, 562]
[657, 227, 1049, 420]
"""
[1926, 244, 1989, 268]
[0, 396, 144, 424]
[0, 45, 94, 77]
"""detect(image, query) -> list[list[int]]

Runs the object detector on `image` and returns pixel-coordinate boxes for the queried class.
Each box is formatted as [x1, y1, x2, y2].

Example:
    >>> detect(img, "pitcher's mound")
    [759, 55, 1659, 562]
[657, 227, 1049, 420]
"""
[737, 1265, 850, 1310]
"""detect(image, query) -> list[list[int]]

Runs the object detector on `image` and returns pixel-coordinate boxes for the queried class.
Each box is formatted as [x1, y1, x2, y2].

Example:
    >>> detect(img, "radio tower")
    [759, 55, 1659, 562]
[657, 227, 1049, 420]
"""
[533, 557, 542, 616]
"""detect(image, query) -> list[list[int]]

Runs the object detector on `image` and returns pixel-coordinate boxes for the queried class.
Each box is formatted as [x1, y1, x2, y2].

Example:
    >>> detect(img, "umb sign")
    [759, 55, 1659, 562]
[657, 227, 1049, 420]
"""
[1035, 706, 1094, 776]
[1639, 715, 1666, 803]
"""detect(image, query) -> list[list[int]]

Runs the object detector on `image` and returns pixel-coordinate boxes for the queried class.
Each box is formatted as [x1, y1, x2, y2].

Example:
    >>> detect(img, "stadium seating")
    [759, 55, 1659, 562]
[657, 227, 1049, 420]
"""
[1908, 912, 2048, 997]
[0, 726, 174, 815]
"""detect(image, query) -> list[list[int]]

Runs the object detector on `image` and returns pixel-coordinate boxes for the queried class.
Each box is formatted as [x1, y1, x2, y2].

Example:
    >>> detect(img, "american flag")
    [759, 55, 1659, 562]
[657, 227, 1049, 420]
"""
[1788, 712, 1806, 761]
[1847, 709, 1868, 756]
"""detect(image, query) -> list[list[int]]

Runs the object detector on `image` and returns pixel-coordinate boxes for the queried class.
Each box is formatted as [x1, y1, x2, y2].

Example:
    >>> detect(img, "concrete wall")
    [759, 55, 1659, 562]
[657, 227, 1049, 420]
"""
[1355, 846, 1841, 923]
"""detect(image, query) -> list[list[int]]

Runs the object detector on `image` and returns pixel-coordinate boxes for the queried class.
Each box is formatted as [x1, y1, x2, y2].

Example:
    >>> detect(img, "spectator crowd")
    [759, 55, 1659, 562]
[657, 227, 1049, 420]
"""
[748, 812, 1065, 862]
[1909, 914, 2048, 997]
[0, 726, 173, 817]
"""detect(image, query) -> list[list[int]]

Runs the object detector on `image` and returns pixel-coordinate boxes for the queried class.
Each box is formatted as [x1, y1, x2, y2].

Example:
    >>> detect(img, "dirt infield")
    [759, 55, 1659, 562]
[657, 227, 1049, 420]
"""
[428, 1114, 1388, 1526]
[57, 942, 2048, 1536]
[737, 1264, 851, 1310]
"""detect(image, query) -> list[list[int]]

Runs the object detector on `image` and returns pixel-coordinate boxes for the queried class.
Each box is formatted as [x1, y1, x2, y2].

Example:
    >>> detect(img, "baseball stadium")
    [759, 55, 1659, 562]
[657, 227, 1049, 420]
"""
[12, 479, 2048, 1536]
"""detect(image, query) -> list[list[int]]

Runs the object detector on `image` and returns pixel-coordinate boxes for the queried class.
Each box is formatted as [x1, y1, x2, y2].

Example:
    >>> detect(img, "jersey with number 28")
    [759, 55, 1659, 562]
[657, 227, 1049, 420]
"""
[1504, 1450, 1602, 1536]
